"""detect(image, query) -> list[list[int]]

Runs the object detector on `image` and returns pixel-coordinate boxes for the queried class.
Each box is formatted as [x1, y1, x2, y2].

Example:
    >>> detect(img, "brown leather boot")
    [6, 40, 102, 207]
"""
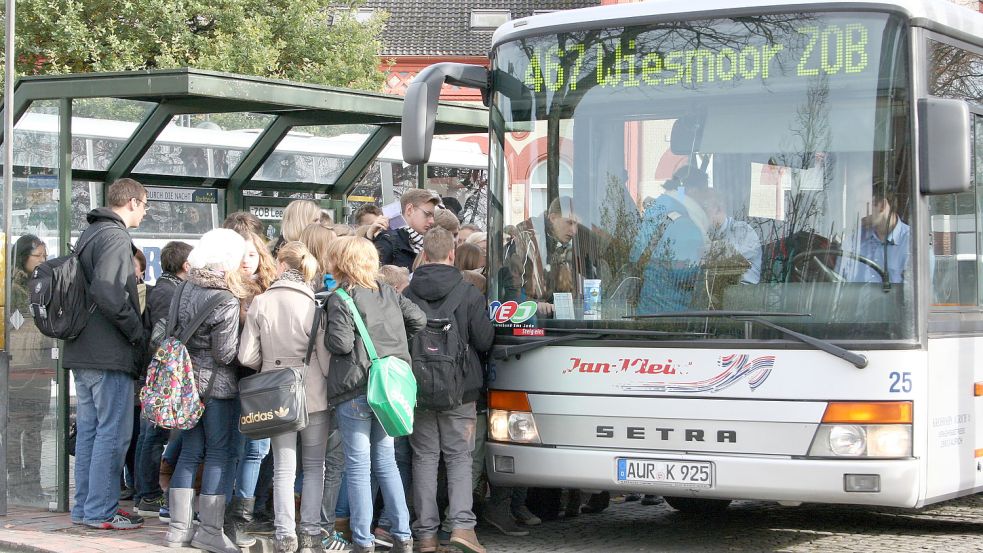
[335, 517, 352, 542]
[418, 535, 439, 553]
[449, 528, 486, 553]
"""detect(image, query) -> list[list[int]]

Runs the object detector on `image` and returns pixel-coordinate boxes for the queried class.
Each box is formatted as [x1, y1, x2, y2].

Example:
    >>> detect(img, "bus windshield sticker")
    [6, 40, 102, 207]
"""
[490, 300, 538, 326]
[562, 353, 775, 394]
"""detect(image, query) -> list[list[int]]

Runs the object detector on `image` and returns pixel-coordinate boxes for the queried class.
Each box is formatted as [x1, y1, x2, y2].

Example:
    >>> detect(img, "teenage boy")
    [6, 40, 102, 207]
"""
[65, 178, 150, 529]
[374, 188, 442, 269]
[404, 227, 494, 553]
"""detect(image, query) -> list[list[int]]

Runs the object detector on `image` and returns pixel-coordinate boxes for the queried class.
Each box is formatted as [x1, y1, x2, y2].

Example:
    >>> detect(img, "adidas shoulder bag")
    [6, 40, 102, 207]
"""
[237, 301, 320, 439]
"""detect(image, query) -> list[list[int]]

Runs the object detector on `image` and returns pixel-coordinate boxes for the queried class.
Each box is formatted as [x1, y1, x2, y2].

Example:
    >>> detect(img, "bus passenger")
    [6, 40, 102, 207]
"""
[458, 223, 482, 246]
[374, 189, 442, 270]
[500, 197, 603, 316]
[838, 190, 911, 284]
[7, 235, 52, 503]
[629, 166, 711, 314]
[300, 222, 338, 290]
[324, 236, 426, 553]
[223, 211, 266, 241]
[271, 199, 321, 258]
[238, 241, 330, 553]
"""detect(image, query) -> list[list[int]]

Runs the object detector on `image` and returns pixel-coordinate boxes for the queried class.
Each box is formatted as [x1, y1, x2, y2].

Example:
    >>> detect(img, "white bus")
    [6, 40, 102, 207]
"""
[402, 0, 983, 511]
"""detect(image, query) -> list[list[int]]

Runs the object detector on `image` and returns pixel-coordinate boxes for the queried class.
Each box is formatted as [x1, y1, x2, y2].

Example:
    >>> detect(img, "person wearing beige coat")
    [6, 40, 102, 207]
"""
[238, 242, 330, 553]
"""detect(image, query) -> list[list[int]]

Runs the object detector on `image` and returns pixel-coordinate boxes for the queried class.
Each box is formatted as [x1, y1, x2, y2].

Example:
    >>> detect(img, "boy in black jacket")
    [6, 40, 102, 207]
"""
[403, 227, 494, 553]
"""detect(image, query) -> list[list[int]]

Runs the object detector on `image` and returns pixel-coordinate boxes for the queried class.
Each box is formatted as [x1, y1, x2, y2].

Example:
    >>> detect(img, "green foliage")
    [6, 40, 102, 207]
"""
[1, 0, 386, 90]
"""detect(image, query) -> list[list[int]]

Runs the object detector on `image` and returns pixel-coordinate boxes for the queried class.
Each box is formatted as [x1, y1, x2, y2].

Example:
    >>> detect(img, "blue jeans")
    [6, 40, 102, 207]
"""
[171, 397, 236, 495]
[71, 369, 135, 524]
[223, 424, 271, 499]
[134, 415, 168, 502]
[336, 395, 410, 547]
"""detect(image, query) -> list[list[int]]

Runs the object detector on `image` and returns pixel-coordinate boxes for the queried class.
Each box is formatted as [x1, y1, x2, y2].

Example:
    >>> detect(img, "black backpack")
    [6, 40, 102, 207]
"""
[28, 225, 112, 340]
[406, 282, 470, 411]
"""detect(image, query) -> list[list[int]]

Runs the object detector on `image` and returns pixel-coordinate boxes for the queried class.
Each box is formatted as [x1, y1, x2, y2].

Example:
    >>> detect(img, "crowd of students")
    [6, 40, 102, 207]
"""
[60, 179, 548, 553]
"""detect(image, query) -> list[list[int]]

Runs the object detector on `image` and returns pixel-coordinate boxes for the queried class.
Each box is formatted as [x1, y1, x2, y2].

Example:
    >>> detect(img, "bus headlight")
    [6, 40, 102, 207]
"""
[829, 425, 866, 456]
[808, 424, 912, 458]
[488, 409, 541, 444]
[867, 425, 912, 457]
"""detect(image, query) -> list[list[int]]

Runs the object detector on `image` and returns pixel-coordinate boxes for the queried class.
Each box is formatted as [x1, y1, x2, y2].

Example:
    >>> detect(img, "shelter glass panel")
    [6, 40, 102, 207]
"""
[133, 113, 275, 178]
[7, 100, 62, 508]
[71, 99, 155, 171]
[256, 124, 379, 185]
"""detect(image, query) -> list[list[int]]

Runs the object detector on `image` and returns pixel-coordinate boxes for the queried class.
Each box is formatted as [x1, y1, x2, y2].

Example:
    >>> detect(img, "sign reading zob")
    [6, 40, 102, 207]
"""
[249, 205, 285, 220]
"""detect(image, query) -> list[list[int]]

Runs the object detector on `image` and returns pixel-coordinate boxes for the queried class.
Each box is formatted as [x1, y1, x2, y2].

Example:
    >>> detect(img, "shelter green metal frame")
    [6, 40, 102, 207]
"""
[0, 68, 487, 511]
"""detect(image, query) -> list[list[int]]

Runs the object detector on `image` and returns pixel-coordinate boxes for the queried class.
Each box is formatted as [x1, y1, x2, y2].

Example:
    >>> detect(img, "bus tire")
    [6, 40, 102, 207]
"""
[663, 496, 732, 514]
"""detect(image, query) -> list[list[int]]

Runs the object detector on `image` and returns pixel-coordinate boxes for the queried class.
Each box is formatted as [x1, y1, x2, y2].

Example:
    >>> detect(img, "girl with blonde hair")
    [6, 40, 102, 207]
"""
[298, 222, 337, 291]
[271, 199, 322, 257]
[238, 242, 330, 553]
[323, 236, 426, 553]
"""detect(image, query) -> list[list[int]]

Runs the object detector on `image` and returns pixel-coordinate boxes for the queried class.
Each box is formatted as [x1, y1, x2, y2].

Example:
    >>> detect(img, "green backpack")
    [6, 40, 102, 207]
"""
[335, 288, 417, 437]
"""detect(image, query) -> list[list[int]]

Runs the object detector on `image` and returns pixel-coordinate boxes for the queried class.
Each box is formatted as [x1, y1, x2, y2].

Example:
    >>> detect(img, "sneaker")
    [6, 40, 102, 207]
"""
[373, 526, 394, 548]
[86, 510, 144, 530]
[322, 530, 352, 551]
[135, 495, 167, 516]
[512, 505, 542, 526]
[158, 505, 170, 523]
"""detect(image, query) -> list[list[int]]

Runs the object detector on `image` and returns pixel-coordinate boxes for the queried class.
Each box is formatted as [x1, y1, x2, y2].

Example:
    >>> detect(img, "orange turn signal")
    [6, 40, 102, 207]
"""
[488, 390, 532, 412]
[822, 401, 912, 424]
[975, 383, 983, 396]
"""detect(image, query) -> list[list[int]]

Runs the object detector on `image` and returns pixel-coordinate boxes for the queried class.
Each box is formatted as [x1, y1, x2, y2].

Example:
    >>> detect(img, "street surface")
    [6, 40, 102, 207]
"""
[473, 493, 983, 552]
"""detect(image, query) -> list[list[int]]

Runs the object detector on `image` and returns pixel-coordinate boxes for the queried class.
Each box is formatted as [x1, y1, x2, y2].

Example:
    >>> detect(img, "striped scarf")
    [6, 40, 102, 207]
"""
[407, 228, 424, 254]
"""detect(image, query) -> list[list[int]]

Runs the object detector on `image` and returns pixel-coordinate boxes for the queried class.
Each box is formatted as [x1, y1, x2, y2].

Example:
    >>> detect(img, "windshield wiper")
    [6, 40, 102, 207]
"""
[492, 328, 708, 360]
[630, 310, 867, 369]
[630, 310, 811, 319]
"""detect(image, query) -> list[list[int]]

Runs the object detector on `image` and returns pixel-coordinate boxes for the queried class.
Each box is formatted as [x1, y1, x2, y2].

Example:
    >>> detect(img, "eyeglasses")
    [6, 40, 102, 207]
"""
[132, 197, 148, 208]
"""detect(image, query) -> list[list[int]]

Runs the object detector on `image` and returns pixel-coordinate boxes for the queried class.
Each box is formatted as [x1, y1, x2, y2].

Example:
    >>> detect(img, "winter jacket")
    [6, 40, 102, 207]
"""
[238, 280, 331, 415]
[64, 208, 149, 375]
[404, 263, 494, 405]
[173, 270, 241, 400]
[147, 273, 181, 327]
[324, 281, 426, 406]
[374, 228, 418, 270]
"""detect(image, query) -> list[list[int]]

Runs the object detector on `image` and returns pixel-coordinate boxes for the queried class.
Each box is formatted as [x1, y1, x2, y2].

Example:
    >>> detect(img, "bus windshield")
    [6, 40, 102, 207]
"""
[487, 12, 914, 341]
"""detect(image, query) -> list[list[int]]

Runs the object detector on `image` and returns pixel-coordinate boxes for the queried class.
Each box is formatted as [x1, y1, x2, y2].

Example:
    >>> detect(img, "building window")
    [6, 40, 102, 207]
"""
[471, 10, 510, 30]
[529, 160, 573, 218]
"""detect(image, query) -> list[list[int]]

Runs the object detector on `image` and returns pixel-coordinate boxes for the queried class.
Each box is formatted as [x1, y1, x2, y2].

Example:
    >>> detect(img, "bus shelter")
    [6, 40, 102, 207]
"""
[0, 68, 487, 513]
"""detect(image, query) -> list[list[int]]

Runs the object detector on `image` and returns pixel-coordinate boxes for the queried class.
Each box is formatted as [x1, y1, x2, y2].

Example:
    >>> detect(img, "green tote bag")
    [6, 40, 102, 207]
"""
[335, 288, 417, 437]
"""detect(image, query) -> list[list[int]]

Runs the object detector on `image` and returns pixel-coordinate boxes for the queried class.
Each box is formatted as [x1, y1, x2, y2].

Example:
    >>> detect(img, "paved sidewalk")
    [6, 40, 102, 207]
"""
[0, 501, 206, 553]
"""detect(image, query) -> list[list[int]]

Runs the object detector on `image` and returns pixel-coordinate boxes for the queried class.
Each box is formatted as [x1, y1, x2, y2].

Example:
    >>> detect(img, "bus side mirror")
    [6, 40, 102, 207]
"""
[919, 98, 971, 195]
[402, 63, 489, 165]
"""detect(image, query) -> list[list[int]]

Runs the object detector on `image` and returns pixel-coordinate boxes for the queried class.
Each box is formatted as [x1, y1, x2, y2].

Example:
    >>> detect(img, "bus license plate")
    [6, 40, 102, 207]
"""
[616, 458, 713, 488]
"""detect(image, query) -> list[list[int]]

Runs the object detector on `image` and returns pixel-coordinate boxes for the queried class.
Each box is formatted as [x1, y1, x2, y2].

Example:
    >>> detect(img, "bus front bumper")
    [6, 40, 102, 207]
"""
[486, 442, 920, 507]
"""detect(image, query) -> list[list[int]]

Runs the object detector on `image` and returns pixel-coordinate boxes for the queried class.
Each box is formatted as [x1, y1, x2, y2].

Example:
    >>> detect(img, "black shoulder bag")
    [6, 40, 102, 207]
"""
[237, 297, 320, 439]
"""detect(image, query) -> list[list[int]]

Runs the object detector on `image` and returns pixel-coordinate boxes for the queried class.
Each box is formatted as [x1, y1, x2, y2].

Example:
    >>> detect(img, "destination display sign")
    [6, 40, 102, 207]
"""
[499, 14, 886, 96]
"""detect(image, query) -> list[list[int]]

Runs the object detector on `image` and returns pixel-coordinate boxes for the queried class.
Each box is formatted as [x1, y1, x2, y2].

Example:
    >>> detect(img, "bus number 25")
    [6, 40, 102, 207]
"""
[889, 371, 912, 393]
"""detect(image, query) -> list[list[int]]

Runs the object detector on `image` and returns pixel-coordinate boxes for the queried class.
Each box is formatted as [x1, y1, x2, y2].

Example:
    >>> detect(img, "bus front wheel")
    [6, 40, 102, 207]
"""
[663, 496, 732, 514]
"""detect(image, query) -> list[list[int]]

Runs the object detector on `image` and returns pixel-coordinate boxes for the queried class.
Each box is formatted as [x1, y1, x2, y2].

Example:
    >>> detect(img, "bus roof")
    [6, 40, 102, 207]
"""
[492, 0, 983, 50]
